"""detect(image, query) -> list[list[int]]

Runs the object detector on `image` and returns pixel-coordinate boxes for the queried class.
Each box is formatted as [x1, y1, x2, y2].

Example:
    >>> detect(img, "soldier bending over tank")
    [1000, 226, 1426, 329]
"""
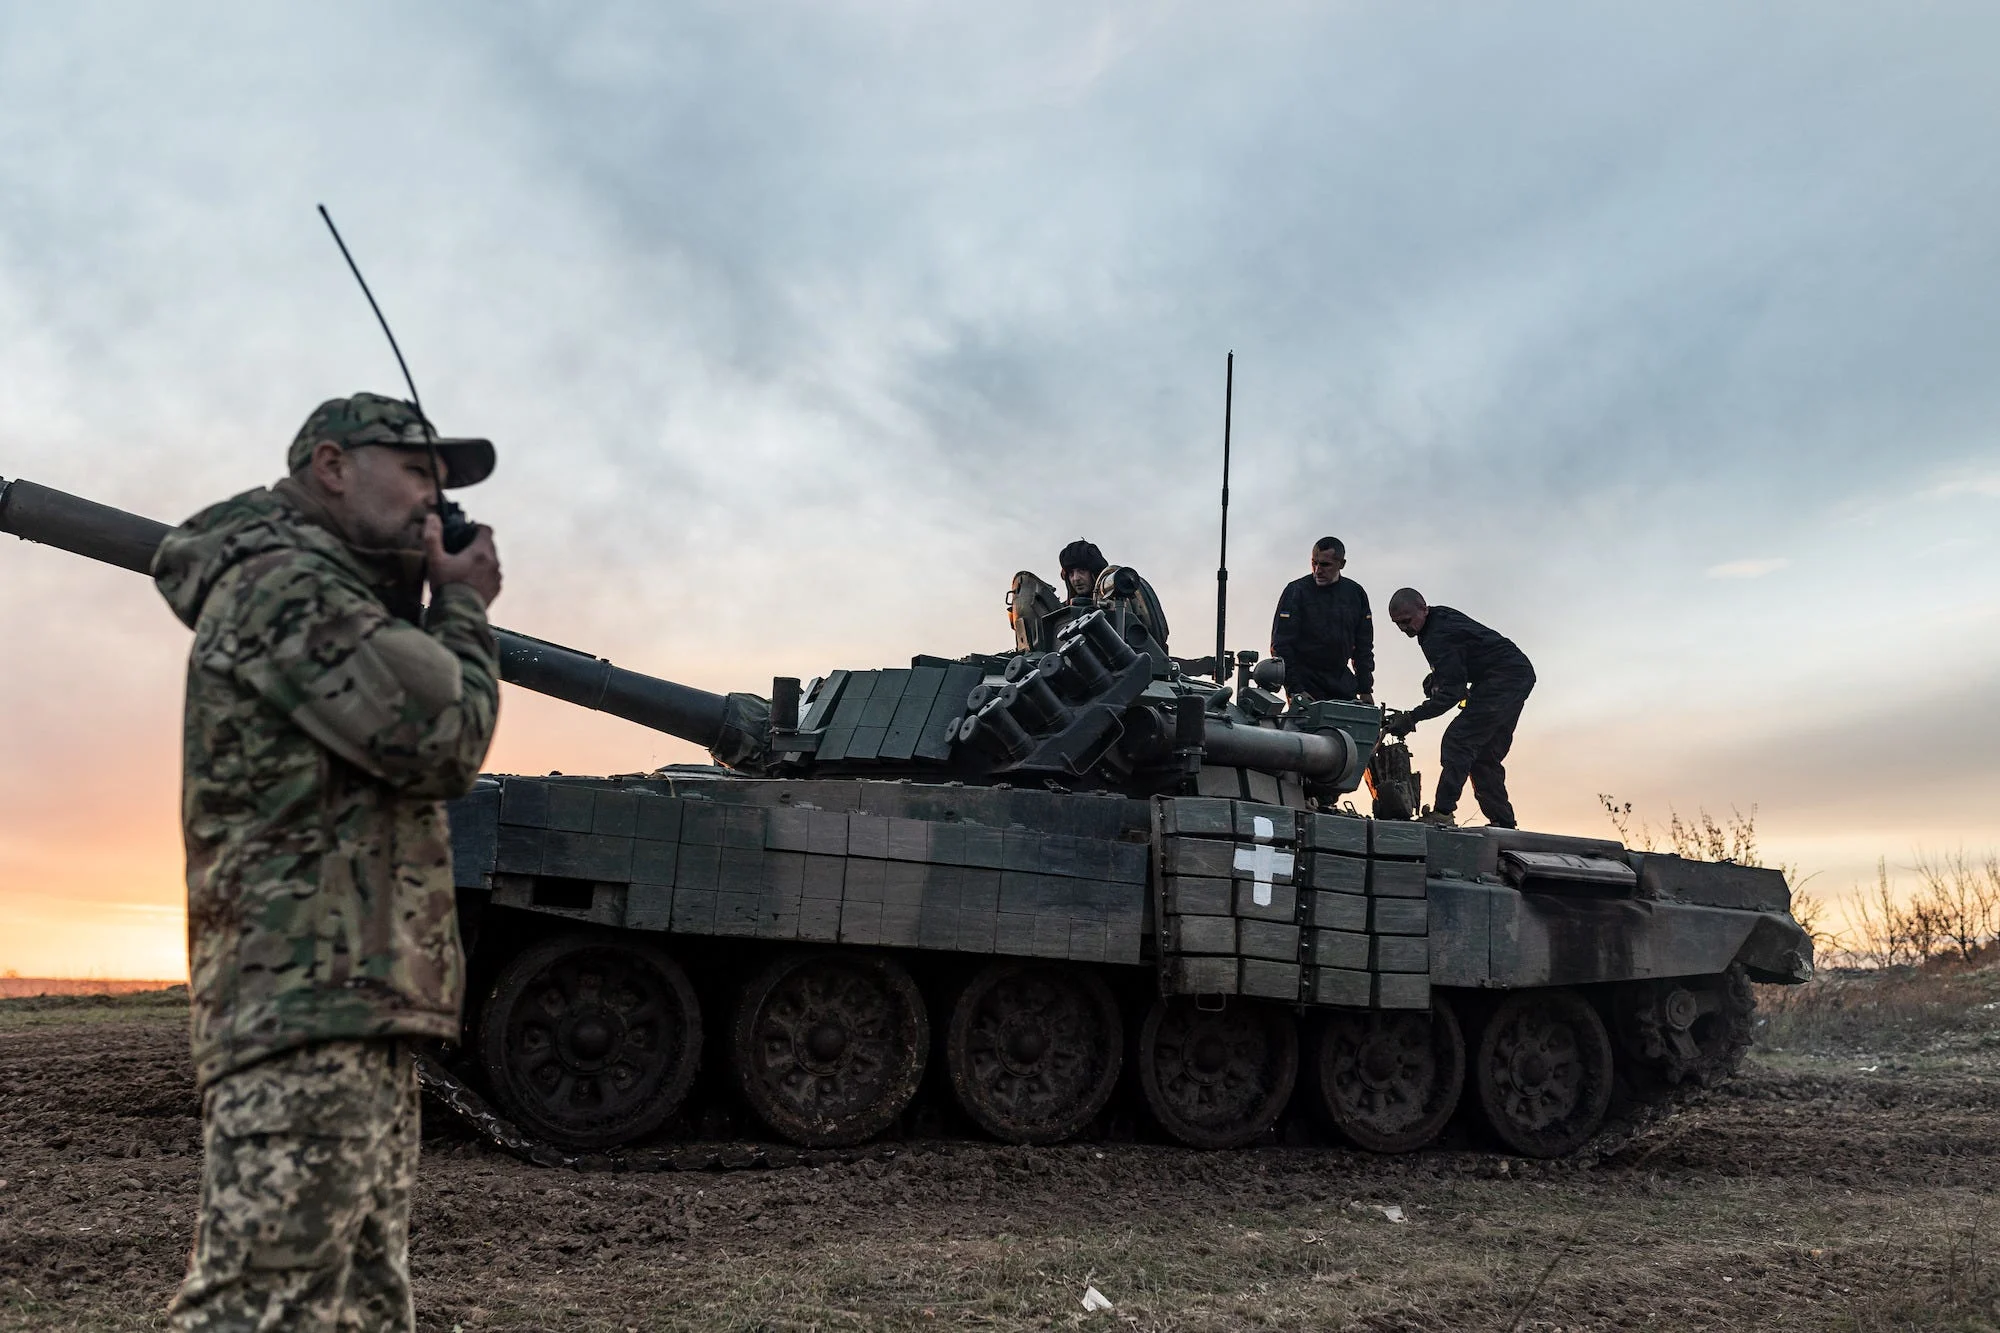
[151, 393, 503, 1331]
[1383, 588, 1534, 829]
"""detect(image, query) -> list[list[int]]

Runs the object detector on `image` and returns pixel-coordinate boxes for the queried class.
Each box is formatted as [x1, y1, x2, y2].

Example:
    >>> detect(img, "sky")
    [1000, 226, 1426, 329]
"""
[2, 2, 1997, 978]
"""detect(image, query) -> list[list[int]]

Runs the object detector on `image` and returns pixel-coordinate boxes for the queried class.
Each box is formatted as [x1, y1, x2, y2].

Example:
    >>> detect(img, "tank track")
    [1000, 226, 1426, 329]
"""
[1587, 966, 1759, 1162]
[416, 1051, 904, 1173]
[420, 969, 1760, 1172]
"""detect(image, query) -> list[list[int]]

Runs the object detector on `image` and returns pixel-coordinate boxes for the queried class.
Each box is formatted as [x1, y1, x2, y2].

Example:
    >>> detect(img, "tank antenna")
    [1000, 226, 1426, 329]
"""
[1213, 351, 1234, 681]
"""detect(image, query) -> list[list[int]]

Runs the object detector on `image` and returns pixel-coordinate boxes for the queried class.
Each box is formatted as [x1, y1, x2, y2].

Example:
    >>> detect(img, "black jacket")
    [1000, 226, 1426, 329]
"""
[1270, 575, 1374, 699]
[1408, 605, 1534, 722]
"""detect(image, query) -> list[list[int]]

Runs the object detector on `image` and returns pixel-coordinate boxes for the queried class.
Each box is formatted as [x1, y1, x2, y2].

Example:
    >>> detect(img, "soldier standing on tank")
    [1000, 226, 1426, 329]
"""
[150, 392, 503, 1332]
[1268, 536, 1375, 703]
[1382, 588, 1534, 829]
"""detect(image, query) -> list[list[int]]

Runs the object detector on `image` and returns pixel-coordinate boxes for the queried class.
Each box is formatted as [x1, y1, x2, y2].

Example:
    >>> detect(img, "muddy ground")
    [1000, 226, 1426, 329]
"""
[1, 979, 1995, 1332]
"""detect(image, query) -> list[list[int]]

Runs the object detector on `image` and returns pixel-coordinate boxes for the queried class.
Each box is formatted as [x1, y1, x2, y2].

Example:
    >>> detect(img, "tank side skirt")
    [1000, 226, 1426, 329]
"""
[1426, 879, 1773, 988]
[463, 775, 1149, 966]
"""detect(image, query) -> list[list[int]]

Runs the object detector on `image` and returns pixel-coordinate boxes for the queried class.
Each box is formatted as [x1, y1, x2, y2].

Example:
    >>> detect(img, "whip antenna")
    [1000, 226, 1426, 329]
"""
[316, 204, 425, 417]
[1213, 351, 1234, 680]
[314, 204, 479, 554]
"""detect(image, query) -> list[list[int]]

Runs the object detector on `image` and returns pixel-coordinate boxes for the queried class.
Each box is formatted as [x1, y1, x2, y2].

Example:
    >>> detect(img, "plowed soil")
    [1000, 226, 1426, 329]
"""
[2, 984, 1995, 1332]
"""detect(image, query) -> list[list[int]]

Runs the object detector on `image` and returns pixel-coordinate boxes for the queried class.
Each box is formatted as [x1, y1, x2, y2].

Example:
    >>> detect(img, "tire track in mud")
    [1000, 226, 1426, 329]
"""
[4, 1013, 1995, 1329]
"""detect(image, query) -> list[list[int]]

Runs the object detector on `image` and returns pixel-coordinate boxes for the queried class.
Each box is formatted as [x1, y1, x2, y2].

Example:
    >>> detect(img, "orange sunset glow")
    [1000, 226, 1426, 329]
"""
[4, 2, 1998, 981]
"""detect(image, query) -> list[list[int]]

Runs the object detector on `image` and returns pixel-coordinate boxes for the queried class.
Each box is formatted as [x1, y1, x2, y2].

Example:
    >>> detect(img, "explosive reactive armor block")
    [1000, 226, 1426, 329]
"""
[1154, 796, 1433, 1009]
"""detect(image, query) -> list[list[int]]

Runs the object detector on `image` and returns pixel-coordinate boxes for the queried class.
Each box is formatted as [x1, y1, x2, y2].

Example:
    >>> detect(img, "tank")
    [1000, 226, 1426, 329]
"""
[2, 474, 1814, 1160]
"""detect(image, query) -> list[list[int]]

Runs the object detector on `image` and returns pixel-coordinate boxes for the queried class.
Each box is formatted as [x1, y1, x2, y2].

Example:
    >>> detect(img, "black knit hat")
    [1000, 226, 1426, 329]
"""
[1058, 540, 1107, 579]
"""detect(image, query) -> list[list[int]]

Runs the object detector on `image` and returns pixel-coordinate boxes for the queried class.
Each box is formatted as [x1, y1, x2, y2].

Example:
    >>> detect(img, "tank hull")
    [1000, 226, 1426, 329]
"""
[443, 771, 1808, 1159]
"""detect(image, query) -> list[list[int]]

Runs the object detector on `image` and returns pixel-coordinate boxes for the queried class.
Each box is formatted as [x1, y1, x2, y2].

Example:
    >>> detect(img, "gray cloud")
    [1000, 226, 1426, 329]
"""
[3, 0, 1999, 932]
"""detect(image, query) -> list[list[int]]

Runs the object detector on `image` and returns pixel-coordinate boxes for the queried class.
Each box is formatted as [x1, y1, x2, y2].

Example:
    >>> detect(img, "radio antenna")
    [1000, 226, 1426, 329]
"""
[1213, 351, 1234, 680]
[317, 204, 425, 417]
[314, 204, 479, 554]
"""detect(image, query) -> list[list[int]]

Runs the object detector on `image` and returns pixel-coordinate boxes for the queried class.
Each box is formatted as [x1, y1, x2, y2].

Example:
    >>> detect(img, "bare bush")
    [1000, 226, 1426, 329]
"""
[1913, 850, 2000, 963]
[1597, 794, 1782, 872]
[1600, 794, 1740, 858]
[1599, 794, 1837, 956]
[1788, 884, 1835, 958]
[1851, 861, 1920, 969]
[1842, 853, 1999, 969]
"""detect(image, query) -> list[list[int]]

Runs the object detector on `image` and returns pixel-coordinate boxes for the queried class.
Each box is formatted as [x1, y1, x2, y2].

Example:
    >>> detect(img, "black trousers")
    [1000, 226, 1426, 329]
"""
[1433, 675, 1533, 827]
[1284, 662, 1358, 702]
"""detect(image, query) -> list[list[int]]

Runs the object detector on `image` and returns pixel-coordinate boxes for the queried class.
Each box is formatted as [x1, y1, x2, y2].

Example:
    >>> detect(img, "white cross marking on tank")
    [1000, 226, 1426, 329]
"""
[1235, 815, 1293, 907]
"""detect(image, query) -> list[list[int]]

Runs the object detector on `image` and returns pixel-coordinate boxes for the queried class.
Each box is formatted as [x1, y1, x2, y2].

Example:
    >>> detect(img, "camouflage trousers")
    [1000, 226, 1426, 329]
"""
[169, 1038, 420, 1332]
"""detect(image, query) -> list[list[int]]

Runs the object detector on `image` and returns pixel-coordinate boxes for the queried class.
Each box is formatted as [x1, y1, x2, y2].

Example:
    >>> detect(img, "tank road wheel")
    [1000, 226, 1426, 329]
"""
[1474, 988, 1615, 1158]
[1614, 965, 1756, 1090]
[1310, 1000, 1466, 1154]
[946, 962, 1123, 1145]
[732, 952, 929, 1147]
[1137, 997, 1298, 1149]
[477, 933, 702, 1151]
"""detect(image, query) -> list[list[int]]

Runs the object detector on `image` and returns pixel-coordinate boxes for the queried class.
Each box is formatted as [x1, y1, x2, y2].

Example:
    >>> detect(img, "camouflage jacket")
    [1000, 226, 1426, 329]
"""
[153, 482, 500, 1088]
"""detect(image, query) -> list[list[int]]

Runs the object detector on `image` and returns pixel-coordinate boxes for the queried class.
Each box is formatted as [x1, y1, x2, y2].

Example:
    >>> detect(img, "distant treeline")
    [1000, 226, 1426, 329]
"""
[0, 977, 184, 999]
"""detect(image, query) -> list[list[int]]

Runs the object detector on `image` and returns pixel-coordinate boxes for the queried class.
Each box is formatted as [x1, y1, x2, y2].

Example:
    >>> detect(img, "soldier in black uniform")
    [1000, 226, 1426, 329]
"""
[1057, 540, 1108, 605]
[1383, 588, 1534, 828]
[1007, 541, 1110, 650]
[1269, 536, 1374, 703]
[1054, 539, 1169, 649]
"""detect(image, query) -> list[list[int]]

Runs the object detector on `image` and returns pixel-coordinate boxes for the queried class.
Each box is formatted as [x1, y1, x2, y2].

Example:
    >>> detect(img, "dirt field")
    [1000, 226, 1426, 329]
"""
[2, 975, 1995, 1333]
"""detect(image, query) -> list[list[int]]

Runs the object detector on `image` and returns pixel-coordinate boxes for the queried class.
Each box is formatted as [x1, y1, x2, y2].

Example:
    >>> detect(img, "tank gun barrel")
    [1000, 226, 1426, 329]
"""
[494, 632, 727, 749]
[1199, 716, 1354, 780]
[0, 476, 172, 575]
[0, 475, 730, 750]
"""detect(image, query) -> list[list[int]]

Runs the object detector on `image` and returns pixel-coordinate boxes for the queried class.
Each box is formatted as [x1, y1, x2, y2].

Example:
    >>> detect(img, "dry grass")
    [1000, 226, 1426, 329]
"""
[1756, 958, 2000, 1060]
[0, 985, 188, 1031]
[1841, 1209, 2000, 1333]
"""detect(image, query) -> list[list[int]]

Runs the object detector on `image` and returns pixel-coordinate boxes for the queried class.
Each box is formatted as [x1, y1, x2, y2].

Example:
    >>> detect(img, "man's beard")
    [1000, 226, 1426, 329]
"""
[348, 506, 428, 552]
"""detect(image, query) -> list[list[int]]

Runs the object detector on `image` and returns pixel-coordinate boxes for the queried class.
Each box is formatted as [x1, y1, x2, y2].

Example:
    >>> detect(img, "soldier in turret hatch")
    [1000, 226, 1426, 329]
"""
[1382, 588, 1534, 829]
[1011, 542, 1170, 652]
[1058, 539, 1170, 650]
[1269, 536, 1375, 704]
[1057, 539, 1109, 606]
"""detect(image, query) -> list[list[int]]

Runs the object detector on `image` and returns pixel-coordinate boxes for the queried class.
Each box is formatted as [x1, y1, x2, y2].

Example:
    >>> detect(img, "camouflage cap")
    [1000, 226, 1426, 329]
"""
[287, 392, 495, 488]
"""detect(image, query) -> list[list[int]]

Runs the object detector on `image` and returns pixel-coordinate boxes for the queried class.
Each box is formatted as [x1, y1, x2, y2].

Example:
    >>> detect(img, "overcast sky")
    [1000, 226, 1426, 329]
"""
[3, 2, 1997, 976]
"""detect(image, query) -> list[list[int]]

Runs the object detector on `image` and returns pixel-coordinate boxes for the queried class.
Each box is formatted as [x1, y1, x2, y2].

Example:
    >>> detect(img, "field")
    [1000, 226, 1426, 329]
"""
[1, 971, 1995, 1333]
